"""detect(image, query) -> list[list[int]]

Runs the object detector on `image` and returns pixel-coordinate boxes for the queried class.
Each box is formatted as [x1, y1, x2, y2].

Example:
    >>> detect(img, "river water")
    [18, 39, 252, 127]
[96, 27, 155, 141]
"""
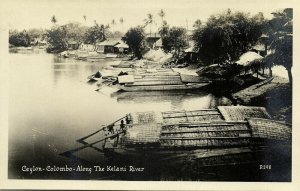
[8, 49, 290, 181]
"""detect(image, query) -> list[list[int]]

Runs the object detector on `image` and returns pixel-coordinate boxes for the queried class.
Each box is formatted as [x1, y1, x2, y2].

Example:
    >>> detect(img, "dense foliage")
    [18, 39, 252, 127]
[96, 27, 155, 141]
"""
[9, 30, 31, 47]
[45, 26, 68, 53]
[266, 8, 293, 84]
[84, 23, 106, 45]
[123, 26, 146, 59]
[192, 9, 266, 65]
[161, 27, 188, 57]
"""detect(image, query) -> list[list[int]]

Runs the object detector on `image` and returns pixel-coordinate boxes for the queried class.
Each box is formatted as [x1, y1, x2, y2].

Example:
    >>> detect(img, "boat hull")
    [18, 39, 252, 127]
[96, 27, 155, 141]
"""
[118, 83, 210, 91]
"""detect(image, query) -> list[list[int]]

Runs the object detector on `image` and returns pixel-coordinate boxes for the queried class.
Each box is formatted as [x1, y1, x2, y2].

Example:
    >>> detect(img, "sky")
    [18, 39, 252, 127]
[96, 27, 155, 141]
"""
[1, 0, 294, 32]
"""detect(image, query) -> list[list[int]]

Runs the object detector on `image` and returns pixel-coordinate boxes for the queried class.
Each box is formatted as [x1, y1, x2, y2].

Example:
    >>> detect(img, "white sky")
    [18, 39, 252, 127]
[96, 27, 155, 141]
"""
[1, 0, 294, 32]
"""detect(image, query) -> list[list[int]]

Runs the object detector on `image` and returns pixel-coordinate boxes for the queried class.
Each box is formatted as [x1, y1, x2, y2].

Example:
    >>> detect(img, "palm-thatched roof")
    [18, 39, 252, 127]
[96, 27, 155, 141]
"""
[235, 51, 264, 67]
[196, 64, 241, 79]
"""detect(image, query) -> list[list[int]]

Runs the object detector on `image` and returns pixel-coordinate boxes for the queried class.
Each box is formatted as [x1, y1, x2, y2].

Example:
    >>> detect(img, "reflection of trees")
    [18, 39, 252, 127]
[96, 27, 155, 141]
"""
[111, 90, 217, 109]
[208, 95, 232, 108]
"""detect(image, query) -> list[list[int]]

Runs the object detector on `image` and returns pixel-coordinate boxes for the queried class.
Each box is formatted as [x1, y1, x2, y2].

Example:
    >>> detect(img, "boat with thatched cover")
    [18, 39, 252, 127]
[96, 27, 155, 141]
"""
[115, 69, 211, 91]
[62, 106, 291, 166]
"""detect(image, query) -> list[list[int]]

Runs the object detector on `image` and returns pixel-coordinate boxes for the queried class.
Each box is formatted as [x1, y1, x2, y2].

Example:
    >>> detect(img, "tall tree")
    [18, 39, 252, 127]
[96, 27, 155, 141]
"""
[266, 8, 293, 84]
[119, 17, 124, 33]
[83, 15, 87, 22]
[192, 10, 266, 65]
[51, 15, 57, 24]
[45, 26, 68, 53]
[123, 26, 146, 59]
[193, 19, 202, 29]
[161, 26, 188, 57]
[111, 19, 116, 32]
[144, 13, 154, 35]
[158, 20, 169, 37]
[84, 23, 106, 45]
[9, 30, 31, 47]
[158, 9, 165, 25]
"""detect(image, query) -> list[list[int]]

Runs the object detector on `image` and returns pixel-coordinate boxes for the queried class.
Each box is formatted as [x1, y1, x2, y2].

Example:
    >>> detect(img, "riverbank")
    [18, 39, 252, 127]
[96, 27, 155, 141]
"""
[232, 76, 291, 123]
[139, 50, 292, 123]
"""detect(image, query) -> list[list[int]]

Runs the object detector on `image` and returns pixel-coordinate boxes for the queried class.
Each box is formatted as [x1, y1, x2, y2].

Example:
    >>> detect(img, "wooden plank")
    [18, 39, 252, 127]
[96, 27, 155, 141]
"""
[160, 136, 251, 140]
[135, 73, 179, 76]
[119, 83, 209, 91]
[134, 77, 181, 82]
[162, 110, 220, 118]
[163, 113, 221, 118]
[161, 129, 250, 134]
[128, 80, 184, 86]
[60, 131, 125, 156]
[162, 109, 218, 114]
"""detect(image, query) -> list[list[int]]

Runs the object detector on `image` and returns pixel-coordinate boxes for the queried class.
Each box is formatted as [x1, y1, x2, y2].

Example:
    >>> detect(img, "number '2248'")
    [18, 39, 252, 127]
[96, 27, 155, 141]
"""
[259, 165, 271, 170]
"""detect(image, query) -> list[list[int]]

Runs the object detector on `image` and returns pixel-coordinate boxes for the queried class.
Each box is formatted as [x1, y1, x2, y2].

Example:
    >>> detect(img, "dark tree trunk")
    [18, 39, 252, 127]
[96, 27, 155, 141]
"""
[269, 67, 273, 77]
[287, 68, 293, 85]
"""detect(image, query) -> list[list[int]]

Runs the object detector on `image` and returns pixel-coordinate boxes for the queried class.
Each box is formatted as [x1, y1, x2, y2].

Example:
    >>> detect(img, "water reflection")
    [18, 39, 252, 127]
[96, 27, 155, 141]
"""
[110, 90, 232, 110]
[9, 50, 233, 180]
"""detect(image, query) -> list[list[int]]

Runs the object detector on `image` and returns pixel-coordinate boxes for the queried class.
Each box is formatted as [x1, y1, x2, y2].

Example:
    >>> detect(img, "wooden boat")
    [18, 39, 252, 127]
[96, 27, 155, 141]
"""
[115, 70, 211, 91]
[62, 106, 291, 166]
[86, 54, 106, 61]
[106, 53, 118, 58]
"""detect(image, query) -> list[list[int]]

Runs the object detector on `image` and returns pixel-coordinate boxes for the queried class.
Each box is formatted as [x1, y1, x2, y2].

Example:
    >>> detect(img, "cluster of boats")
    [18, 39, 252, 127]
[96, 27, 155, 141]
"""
[62, 106, 291, 167]
[59, 50, 124, 61]
[89, 67, 211, 92]
[60, 59, 292, 174]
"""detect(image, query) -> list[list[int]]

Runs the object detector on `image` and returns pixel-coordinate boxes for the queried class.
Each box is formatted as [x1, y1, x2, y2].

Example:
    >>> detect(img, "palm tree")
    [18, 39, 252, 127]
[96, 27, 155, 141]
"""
[51, 15, 57, 24]
[144, 13, 154, 36]
[119, 17, 124, 33]
[83, 15, 87, 22]
[193, 19, 202, 29]
[158, 9, 165, 25]
[111, 19, 116, 32]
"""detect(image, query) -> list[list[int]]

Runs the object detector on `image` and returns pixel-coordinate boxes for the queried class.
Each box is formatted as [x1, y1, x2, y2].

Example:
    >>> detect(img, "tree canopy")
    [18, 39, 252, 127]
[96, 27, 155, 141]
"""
[123, 26, 146, 59]
[192, 10, 266, 65]
[84, 23, 106, 45]
[161, 26, 188, 57]
[45, 26, 68, 53]
[266, 8, 293, 84]
[9, 30, 31, 47]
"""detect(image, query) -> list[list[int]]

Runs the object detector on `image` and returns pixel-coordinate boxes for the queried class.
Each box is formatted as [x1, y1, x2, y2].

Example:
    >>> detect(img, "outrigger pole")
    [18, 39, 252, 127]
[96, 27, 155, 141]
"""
[76, 115, 127, 144]
[60, 131, 125, 157]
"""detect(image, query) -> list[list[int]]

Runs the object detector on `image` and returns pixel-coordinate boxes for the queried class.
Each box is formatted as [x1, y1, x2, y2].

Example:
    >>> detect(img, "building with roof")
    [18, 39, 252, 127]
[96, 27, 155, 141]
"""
[79, 43, 95, 51]
[114, 41, 129, 53]
[67, 40, 80, 50]
[145, 33, 161, 49]
[95, 39, 129, 54]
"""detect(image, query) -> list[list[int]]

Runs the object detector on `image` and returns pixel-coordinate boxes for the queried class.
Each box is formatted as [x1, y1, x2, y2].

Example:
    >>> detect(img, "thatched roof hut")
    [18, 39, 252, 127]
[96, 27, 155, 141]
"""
[234, 51, 268, 77]
[235, 51, 264, 68]
[196, 63, 241, 79]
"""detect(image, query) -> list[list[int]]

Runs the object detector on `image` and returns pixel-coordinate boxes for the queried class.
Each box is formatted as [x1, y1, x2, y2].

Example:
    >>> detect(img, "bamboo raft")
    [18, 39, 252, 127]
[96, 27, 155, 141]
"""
[116, 69, 211, 91]
[61, 106, 291, 166]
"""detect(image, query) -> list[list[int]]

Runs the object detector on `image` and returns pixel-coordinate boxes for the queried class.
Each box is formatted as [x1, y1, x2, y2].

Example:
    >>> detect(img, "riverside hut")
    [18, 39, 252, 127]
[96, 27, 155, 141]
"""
[235, 51, 265, 74]
[96, 39, 120, 53]
[114, 42, 129, 53]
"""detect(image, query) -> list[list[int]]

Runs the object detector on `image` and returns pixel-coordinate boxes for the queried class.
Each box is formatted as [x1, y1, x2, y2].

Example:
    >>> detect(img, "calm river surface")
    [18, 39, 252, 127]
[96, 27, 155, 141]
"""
[9, 49, 279, 180]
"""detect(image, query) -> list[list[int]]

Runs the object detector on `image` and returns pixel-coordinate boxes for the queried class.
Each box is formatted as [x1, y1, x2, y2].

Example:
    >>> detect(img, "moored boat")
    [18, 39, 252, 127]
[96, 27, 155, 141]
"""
[115, 70, 211, 91]
[62, 106, 291, 166]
